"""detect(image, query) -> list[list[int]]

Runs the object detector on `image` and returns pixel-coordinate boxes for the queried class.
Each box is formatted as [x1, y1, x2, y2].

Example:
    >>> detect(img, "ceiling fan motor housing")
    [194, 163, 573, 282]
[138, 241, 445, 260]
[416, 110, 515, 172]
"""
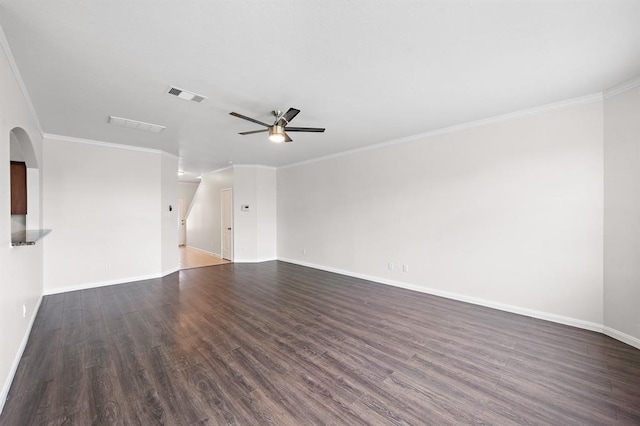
[269, 125, 286, 143]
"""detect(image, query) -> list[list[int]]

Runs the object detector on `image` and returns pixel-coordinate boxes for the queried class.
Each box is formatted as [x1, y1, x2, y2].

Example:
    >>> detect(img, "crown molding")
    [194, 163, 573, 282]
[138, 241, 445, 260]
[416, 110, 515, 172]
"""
[603, 75, 640, 99]
[0, 26, 44, 136]
[281, 92, 603, 170]
[199, 164, 277, 178]
[43, 133, 177, 157]
[160, 151, 179, 160]
[232, 164, 277, 170]
[201, 165, 233, 176]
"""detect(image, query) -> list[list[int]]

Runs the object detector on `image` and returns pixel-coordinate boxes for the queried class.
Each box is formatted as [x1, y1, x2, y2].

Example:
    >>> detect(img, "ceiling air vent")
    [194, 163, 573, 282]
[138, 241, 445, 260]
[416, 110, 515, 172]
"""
[167, 86, 206, 103]
[108, 116, 165, 133]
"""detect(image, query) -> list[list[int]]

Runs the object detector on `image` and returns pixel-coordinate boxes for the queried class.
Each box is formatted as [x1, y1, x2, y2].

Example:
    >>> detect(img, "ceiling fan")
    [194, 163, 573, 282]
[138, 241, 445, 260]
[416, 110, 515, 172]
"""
[229, 108, 325, 143]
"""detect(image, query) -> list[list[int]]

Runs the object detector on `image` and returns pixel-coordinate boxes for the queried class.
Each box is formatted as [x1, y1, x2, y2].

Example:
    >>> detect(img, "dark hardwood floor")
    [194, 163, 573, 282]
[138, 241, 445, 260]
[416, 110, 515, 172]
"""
[1, 261, 639, 425]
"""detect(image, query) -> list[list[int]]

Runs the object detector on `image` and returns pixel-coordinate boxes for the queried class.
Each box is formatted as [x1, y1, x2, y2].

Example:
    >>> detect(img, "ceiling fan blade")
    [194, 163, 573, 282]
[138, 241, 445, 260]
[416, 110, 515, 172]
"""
[282, 108, 300, 124]
[284, 132, 293, 142]
[230, 112, 271, 127]
[239, 129, 269, 135]
[285, 127, 325, 133]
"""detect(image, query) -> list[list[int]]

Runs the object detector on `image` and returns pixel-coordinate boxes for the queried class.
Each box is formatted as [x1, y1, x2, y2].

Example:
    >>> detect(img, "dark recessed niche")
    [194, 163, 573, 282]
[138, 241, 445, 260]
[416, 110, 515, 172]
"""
[10, 161, 27, 215]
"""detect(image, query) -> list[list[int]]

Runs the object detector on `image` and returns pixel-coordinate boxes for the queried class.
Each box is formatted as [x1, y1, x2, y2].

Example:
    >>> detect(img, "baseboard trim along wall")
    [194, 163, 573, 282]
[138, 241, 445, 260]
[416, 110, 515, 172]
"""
[233, 257, 278, 263]
[186, 245, 222, 258]
[278, 257, 639, 350]
[43, 268, 180, 295]
[603, 326, 640, 350]
[0, 295, 43, 414]
[161, 266, 181, 277]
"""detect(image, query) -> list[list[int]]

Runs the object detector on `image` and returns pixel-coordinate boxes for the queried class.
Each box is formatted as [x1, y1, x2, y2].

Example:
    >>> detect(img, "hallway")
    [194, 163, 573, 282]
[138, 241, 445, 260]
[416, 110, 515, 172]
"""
[179, 246, 230, 269]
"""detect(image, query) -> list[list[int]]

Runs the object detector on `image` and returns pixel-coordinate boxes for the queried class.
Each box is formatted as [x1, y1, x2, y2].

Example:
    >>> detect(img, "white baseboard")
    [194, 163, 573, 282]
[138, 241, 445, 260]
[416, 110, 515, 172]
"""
[603, 326, 640, 350]
[280, 257, 640, 350]
[277, 257, 606, 334]
[43, 268, 178, 295]
[186, 245, 222, 258]
[0, 294, 43, 415]
[233, 257, 277, 263]
[162, 266, 180, 276]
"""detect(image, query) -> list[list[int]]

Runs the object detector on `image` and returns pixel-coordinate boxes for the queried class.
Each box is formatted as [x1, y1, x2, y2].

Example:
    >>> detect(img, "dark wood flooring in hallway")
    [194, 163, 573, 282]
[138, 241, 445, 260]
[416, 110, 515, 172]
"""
[1, 261, 639, 425]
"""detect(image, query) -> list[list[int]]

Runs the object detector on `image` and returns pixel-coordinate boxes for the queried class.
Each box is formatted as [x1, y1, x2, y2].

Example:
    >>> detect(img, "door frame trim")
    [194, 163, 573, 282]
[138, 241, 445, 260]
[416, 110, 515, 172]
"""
[221, 188, 233, 261]
[178, 197, 186, 246]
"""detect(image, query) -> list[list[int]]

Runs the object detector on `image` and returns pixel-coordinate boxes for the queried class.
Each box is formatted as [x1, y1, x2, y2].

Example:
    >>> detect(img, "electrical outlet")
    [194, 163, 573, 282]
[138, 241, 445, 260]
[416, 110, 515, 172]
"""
[388, 262, 394, 270]
[302, 248, 306, 255]
[22, 304, 26, 318]
[105, 263, 112, 269]
[403, 264, 409, 273]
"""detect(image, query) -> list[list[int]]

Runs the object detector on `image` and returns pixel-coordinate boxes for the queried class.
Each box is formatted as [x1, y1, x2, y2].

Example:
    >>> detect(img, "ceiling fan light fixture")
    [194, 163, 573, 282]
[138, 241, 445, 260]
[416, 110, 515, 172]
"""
[269, 125, 285, 143]
[231, 107, 324, 143]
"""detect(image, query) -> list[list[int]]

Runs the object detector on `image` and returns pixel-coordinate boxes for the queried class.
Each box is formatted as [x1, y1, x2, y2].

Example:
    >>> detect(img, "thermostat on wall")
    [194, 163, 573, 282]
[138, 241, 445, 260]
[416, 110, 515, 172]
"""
[241, 205, 250, 211]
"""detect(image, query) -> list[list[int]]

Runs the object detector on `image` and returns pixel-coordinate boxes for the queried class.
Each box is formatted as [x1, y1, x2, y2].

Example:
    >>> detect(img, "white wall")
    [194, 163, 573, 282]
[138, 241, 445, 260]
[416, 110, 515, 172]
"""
[604, 85, 640, 345]
[233, 166, 257, 261]
[42, 137, 173, 293]
[186, 167, 233, 255]
[234, 166, 277, 262]
[178, 181, 199, 213]
[278, 100, 604, 327]
[256, 167, 277, 260]
[161, 153, 179, 274]
[0, 27, 44, 413]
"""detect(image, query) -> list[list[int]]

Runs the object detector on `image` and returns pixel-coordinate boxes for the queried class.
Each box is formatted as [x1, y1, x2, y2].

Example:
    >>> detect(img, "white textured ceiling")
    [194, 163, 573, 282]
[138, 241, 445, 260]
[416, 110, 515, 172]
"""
[1, 1, 640, 181]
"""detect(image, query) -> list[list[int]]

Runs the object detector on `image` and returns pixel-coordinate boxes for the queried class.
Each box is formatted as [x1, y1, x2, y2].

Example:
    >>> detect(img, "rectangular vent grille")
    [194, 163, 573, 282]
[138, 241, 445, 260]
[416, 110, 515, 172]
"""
[108, 116, 165, 133]
[167, 86, 207, 103]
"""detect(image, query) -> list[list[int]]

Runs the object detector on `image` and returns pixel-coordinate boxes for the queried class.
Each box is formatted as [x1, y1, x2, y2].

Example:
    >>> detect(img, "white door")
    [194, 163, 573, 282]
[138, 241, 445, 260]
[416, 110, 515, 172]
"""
[178, 198, 186, 246]
[221, 189, 233, 260]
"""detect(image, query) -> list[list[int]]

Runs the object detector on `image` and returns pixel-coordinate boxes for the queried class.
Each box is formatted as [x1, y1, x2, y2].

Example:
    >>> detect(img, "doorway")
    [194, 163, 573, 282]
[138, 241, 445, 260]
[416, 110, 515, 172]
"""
[179, 246, 230, 269]
[221, 188, 233, 260]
